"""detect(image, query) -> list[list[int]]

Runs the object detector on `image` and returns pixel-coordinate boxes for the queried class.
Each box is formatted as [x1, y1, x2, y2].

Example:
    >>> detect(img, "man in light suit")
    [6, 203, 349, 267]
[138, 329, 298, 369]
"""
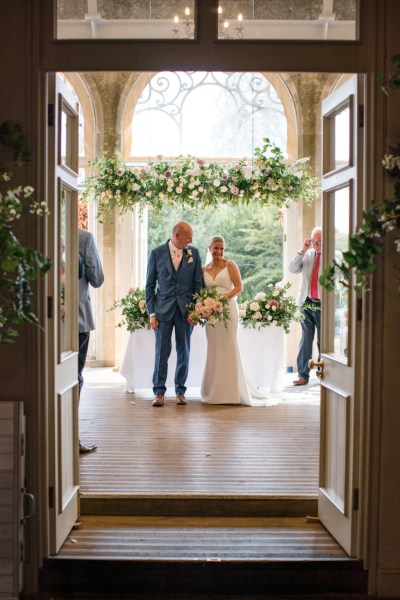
[288, 226, 322, 386]
[145, 221, 204, 407]
[78, 228, 104, 451]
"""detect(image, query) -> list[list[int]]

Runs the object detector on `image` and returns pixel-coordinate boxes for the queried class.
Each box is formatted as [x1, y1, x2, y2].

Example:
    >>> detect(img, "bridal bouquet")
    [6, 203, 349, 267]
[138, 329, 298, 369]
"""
[187, 286, 230, 328]
[109, 288, 150, 333]
[239, 282, 303, 334]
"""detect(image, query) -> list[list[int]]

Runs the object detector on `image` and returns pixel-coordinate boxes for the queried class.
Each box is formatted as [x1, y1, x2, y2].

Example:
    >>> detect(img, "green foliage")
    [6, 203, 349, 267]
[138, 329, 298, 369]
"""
[0, 122, 51, 343]
[147, 204, 284, 300]
[108, 287, 150, 333]
[320, 197, 400, 292]
[82, 138, 319, 223]
[377, 53, 400, 95]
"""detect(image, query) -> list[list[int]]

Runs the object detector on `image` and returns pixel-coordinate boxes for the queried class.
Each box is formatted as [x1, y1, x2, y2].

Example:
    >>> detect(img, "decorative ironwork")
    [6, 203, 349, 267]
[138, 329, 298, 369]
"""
[132, 71, 286, 159]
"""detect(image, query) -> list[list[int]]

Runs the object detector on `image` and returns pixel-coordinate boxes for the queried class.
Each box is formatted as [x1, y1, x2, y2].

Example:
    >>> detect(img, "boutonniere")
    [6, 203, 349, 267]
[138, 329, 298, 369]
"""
[186, 248, 193, 263]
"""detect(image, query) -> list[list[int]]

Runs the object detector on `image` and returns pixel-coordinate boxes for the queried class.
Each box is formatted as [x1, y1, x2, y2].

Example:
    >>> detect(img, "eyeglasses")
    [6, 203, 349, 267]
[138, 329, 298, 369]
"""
[312, 240, 321, 246]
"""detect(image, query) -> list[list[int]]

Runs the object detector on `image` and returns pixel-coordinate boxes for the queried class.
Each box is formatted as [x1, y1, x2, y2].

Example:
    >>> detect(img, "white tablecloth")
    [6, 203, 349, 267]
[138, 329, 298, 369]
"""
[120, 324, 285, 393]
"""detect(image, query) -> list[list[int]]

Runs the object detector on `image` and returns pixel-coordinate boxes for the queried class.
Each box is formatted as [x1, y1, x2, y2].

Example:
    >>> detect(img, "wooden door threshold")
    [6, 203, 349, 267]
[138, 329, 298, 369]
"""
[80, 492, 318, 517]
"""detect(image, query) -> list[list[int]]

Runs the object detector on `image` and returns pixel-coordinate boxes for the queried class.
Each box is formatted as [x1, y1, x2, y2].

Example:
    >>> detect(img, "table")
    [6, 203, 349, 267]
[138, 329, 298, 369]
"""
[120, 324, 285, 394]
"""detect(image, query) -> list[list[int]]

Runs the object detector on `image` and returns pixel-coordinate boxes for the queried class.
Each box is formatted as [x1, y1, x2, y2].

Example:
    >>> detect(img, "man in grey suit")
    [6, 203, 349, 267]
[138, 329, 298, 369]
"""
[78, 228, 104, 452]
[288, 226, 322, 386]
[145, 221, 204, 407]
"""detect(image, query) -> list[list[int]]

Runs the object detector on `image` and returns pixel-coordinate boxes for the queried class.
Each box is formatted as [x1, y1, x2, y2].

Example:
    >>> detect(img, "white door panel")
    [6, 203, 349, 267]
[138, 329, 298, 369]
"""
[319, 74, 363, 557]
[47, 74, 80, 554]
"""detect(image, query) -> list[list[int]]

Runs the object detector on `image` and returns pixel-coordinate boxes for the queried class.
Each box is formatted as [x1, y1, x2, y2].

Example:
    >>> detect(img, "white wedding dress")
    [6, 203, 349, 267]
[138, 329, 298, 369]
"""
[201, 266, 277, 406]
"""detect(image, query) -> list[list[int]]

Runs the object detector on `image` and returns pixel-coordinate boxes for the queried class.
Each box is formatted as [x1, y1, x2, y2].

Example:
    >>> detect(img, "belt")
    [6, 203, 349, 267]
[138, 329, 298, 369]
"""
[306, 297, 321, 303]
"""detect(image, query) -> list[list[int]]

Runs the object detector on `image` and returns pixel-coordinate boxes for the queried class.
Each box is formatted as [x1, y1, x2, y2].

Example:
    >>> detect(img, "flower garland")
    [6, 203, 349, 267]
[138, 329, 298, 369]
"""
[82, 138, 319, 222]
[239, 281, 303, 334]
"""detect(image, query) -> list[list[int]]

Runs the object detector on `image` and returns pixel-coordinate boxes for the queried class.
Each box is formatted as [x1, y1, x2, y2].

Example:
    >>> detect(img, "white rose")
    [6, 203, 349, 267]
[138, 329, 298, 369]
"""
[213, 179, 220, 187]
[254, 292, 266, 301]
[254, 311, 263, 320]
[250, 302, 260, 311]
[241, 166, 253, 178]
[220, 186, 228, 193]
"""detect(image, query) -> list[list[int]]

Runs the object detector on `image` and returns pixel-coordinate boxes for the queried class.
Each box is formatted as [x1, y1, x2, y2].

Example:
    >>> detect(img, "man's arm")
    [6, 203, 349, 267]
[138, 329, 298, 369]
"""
[84, 232, 104, 288]
[288, 252, 305, 275]
[145, 250, 157, 316]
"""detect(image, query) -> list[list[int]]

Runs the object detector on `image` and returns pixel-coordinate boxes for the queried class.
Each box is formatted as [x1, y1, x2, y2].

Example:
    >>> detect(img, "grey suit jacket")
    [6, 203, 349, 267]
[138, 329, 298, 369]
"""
[288, 249, 321, 306]
[79, 229, 104, 333]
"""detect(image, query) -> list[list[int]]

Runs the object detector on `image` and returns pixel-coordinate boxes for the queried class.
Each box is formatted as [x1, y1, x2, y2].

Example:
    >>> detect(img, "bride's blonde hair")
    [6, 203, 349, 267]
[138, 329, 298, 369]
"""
[209, 235, 225, 247]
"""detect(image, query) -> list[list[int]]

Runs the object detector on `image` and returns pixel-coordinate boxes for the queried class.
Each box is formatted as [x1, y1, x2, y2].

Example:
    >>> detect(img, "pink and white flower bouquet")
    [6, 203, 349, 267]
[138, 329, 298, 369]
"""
[187, 285, 230, 328]
[239, 281, 303, 334]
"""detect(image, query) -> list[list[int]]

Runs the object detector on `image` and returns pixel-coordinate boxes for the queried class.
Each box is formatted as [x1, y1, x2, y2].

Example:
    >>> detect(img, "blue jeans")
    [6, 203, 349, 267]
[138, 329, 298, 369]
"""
[153, 307, 192, 396]
[297, 300, 321, 381]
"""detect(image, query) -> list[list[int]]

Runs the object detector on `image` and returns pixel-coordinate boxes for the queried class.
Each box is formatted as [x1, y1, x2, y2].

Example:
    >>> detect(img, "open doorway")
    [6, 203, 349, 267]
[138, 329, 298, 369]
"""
[48, 68, 363, 559]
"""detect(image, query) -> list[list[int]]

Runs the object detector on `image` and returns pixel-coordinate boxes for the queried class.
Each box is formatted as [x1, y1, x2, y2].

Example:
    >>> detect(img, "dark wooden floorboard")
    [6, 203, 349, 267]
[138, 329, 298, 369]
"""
[58, 515, 347, 560]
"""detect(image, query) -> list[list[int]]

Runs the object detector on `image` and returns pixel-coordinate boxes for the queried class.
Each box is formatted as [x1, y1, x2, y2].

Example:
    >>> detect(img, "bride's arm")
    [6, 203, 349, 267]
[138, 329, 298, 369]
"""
[225, 261, 243, 299]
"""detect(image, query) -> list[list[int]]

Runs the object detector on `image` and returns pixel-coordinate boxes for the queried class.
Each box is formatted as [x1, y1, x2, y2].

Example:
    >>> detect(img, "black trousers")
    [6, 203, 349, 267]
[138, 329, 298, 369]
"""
[78, 331, 90, 396]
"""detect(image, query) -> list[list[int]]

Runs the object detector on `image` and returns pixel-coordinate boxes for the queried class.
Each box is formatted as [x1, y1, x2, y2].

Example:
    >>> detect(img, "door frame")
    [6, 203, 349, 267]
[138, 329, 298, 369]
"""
[29, 0, 383, 590]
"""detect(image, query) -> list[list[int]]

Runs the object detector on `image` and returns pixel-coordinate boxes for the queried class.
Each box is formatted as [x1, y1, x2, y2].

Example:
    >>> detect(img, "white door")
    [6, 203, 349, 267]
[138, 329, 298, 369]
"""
[47, 73, 80, 554]
[318, 75, 364, 556]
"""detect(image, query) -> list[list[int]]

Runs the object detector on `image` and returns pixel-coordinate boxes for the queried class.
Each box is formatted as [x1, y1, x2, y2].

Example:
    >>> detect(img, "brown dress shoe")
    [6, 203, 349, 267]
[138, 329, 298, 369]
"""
[176, 393, 187, 405]
[293, 376, 308, 386]
[79, 440, 97, 453]
[152, 394, 164, 407]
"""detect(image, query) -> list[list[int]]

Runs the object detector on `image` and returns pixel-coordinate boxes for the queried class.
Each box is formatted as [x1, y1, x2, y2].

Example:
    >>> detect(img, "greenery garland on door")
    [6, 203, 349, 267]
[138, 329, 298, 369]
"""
[320, 54, 400, 293]
[82, 138, 319, 223]
[0, 121, 51, 343]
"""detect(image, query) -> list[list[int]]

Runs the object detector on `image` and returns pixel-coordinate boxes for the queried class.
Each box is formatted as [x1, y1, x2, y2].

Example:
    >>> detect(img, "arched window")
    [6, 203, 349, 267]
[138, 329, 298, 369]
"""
[129, 71, 287, 161]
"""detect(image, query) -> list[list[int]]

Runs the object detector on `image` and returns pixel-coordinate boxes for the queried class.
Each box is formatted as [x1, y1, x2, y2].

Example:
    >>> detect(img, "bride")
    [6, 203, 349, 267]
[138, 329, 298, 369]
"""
[201, 235, 268, 406]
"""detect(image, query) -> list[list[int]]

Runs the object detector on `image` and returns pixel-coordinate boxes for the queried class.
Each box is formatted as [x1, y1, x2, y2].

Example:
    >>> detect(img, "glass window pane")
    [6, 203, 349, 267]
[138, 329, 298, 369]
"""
[59, 186, 75, 358]
[324, 102, 351, 174]
[334, 106, 350, 169]
[332, 186, 349, 360]
[218, 0, 357, 41]
[131, 72, 287, 160]
[57, 0, 196, 40]
[60, 101, 78, 171]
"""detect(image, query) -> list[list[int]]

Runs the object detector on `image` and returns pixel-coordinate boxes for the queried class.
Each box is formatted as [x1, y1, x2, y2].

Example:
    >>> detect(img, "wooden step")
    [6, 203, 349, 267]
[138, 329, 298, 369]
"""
[39, 516, 367, 596]
[80, 493, 318, 517]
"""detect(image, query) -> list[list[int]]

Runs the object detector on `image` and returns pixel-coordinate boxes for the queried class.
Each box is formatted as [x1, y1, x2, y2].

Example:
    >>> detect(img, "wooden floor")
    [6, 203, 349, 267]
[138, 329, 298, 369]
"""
[79, 370, 320, 497]
[51, 375, 365, 595]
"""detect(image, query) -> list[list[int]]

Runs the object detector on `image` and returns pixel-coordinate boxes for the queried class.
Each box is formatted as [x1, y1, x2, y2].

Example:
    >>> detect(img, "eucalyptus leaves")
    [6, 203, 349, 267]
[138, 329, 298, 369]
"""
[0, 121, 51, 343]
[82, 138, 319, 222]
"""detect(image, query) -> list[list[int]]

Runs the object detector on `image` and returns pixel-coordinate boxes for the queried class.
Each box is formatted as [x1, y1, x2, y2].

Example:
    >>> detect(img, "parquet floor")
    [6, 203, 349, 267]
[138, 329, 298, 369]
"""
[79, 369, 320, 496]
